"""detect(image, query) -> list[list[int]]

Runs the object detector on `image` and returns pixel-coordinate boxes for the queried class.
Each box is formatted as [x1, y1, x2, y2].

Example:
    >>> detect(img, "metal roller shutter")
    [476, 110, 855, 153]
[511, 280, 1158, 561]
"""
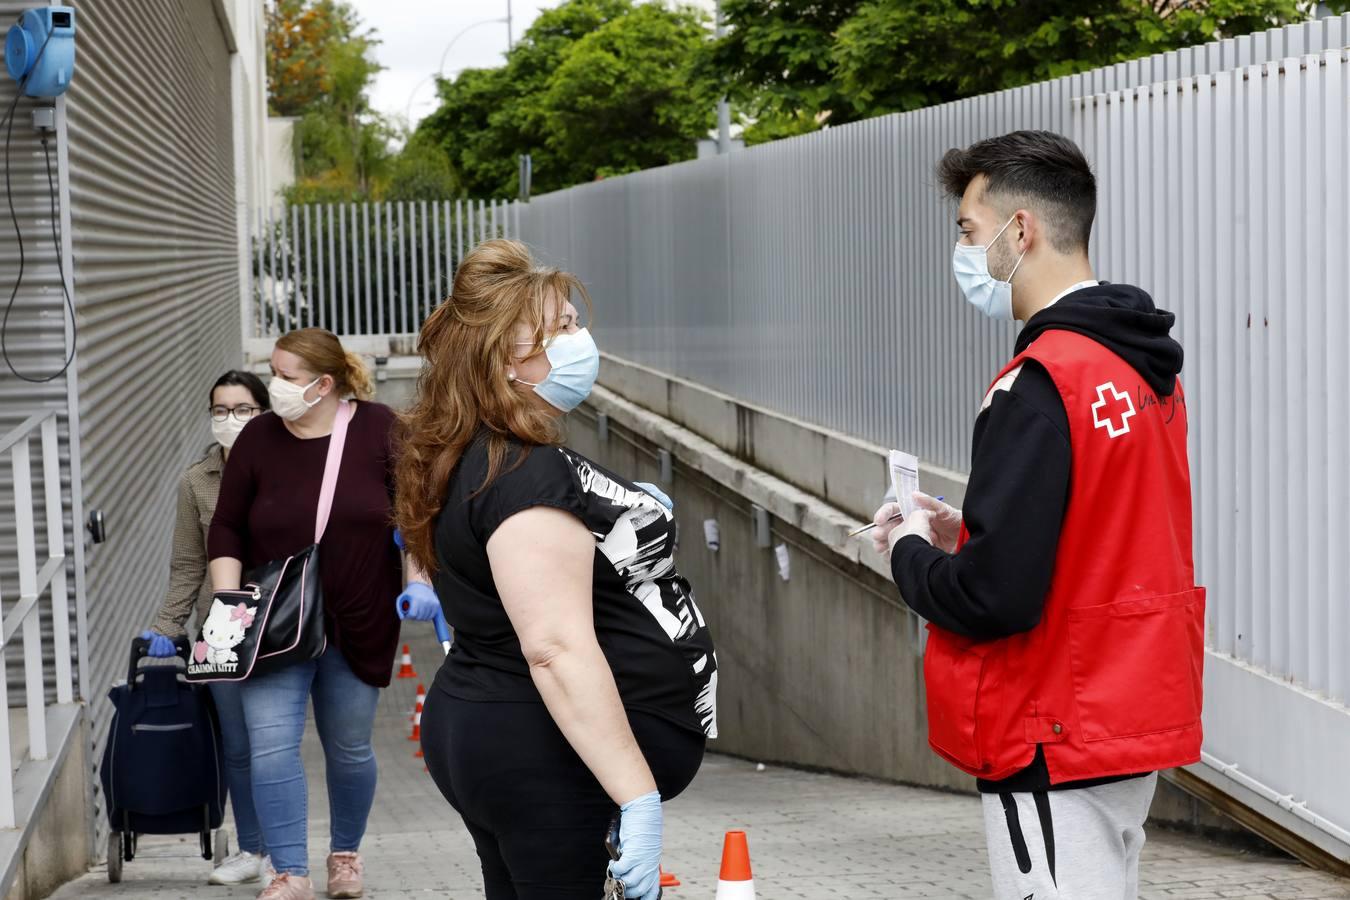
[60, 0, 240, 837]
[0, 0, 81, 708]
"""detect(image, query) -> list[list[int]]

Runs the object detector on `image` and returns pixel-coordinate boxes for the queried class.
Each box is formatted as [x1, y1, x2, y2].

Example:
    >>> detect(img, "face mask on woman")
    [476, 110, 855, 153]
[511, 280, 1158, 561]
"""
[269, 376, 323, 421]
[514, 328, 601, 412]
[211, 415, 249, 450]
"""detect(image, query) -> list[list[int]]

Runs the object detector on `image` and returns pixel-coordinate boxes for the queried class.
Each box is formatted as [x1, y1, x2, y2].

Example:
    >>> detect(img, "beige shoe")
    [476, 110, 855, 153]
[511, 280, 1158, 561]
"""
[326, 852, 364, 899]
[257, 873, 315, 900]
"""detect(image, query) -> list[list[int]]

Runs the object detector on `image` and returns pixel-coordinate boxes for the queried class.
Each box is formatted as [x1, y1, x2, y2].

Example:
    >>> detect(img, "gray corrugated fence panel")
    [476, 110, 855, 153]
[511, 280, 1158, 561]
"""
[1075, 49, 1350, 852]
[65, 0, 239, 836]
[0, 0, 77, 709]
[518, 13, 1350, 467]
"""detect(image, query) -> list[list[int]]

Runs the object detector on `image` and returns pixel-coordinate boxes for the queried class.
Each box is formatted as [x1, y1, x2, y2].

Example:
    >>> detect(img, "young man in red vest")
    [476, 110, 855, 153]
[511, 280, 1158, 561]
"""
[872, 130, 1205, 899]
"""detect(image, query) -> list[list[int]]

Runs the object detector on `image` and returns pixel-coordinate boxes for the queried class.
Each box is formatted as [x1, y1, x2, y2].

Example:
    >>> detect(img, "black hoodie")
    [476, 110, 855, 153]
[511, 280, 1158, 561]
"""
[1015, 282, 1184, 397]
[890, 282, 1184, 793]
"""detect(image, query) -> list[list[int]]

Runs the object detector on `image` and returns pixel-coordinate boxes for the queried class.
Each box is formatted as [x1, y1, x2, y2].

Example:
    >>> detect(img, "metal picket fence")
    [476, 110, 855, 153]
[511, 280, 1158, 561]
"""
[250, 198, 522, 339]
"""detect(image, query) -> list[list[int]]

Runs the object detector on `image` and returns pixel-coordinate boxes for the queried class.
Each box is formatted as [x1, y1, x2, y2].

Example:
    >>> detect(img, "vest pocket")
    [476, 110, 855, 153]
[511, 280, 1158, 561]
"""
[1067, 588, 1205, 742]
[924, 624, 991, 771]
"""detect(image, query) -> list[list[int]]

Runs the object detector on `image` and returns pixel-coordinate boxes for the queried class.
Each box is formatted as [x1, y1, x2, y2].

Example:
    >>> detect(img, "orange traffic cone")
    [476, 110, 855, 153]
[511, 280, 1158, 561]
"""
[714, 831, 754, 899]
[659, 866, 680, 888]
[411, 683, 426, 720]
[396, 645, 417, 679]
[408, 705, 422, 742]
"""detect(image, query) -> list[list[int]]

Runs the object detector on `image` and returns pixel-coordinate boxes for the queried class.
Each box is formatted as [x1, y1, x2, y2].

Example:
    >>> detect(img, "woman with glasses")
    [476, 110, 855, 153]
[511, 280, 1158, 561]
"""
[143, 370, 274, 886]
[208, 327, 406, 900]
[395, 240, 717, 900]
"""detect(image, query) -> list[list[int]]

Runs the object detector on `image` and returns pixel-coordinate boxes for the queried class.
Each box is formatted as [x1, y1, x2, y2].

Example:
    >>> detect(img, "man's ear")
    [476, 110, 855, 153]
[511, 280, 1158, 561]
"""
[1014, 209, 1036, 254]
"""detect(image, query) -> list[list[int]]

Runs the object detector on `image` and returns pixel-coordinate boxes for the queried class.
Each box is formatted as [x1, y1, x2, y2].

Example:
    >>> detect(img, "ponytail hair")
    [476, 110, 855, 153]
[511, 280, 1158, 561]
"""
[274, 328, 374, 400]
[342, 350, 375, 400]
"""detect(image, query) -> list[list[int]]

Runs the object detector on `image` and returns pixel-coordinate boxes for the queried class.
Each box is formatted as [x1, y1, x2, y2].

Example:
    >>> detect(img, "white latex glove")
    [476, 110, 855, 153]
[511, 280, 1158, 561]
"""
[870, 502, 904, 556]
[889, 508, 935, 552]
[912, 492, 962, 554]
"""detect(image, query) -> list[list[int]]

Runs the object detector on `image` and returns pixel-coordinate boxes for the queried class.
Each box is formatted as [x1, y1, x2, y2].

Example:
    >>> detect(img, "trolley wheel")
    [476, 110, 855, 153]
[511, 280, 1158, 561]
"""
[213, 829, 231, 865]
[107, 832, 123, 883]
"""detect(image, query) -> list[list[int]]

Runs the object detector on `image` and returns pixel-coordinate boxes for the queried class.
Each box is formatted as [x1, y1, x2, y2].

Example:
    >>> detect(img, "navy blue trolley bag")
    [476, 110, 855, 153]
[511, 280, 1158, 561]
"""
[99, 635, 228, 882]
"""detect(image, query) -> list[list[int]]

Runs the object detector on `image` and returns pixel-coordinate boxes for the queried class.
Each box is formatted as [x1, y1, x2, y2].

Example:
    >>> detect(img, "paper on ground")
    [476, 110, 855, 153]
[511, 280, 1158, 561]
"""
[889, 450, 920, 520]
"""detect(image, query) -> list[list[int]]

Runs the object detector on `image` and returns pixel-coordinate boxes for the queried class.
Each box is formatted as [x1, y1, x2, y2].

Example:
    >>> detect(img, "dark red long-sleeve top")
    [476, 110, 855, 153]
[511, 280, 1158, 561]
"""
[208, 402, 402, 687]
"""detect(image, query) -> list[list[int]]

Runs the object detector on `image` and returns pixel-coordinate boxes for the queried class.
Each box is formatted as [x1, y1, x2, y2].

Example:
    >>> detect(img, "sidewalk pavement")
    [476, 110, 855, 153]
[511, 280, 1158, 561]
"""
[53, 626, 1350, 899]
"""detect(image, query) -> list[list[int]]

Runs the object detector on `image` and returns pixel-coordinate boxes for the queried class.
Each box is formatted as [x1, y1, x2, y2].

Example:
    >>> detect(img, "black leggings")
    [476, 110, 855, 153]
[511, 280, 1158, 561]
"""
[421, 692, 706, 900]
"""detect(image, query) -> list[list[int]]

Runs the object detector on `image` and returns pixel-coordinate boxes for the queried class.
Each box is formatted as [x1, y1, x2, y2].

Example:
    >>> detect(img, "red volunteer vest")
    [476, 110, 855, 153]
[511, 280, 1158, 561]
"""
[924, 329, 1205, 784]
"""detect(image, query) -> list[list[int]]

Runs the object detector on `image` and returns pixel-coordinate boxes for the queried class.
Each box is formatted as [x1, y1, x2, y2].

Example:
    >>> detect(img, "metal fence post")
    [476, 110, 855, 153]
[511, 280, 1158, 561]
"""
[11, 438, 47, 762]
[363, 202, 373, 335]
[0, 605, 12, 828]
[339, 202, 350, 335]
[42, 417, 71, 705]
[398, 202, 410, 334]
[456, 198, 465, 265]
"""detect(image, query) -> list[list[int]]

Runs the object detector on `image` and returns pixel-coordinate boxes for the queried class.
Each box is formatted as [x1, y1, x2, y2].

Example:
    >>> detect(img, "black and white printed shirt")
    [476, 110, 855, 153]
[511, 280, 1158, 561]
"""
[431, 435, 718, 739]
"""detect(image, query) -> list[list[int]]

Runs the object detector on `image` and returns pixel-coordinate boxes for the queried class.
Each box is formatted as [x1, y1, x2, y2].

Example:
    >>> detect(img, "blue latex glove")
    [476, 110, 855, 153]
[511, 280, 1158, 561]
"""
[140, 630, 176, 658]
[608, 791, 663, 900]
[396, 582, 441, 621]
[634, 482, 673, 511]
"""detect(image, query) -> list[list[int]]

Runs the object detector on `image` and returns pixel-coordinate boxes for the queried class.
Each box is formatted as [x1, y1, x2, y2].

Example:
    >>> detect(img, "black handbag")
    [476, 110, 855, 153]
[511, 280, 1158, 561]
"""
[186, 400, 354, 682]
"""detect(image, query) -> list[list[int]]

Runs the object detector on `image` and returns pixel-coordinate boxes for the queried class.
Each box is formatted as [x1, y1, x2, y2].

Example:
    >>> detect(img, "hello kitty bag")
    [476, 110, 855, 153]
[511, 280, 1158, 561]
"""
[185, 400, 354, 683]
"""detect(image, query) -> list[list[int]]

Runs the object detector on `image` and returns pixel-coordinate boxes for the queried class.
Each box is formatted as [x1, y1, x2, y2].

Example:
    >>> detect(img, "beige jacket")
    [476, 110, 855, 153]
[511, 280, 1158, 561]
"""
[151, 445, 224, 638]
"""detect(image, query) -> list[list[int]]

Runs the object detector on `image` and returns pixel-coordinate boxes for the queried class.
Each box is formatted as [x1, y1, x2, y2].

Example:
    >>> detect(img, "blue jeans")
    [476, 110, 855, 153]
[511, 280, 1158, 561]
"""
[239, 647, 380, 876]
[209, 682, 263, 855]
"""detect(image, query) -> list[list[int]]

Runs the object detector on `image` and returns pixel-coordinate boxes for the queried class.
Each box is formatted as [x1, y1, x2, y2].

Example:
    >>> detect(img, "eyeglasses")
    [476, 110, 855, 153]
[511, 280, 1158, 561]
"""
[210, 405, 262, 423]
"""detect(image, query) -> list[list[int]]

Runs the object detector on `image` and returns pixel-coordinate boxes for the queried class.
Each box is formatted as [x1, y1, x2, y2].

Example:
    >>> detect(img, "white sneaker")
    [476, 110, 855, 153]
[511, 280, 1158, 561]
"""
[210, 850, 265, 885]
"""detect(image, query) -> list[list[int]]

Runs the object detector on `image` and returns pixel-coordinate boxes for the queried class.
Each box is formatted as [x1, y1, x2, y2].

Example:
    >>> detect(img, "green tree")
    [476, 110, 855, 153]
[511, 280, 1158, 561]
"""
[716, 0, 1350, 139]
[417, 0, 718, 197]
[383, 135, 460, 203]
[415, 66, 520, 201]
[545, 4, 718, 184]
[704, 0, 863, 139]
[268, 0, 370, 116]
[270, 0, 394, 201]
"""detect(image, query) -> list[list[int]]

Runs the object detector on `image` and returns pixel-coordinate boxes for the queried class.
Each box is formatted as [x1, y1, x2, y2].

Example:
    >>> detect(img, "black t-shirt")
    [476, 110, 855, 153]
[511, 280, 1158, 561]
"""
[430, 436, 718, 738]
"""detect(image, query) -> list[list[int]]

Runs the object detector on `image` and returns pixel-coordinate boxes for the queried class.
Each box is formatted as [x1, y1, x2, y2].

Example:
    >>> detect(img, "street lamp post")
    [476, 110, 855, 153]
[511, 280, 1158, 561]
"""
[404, 16, 510, 126]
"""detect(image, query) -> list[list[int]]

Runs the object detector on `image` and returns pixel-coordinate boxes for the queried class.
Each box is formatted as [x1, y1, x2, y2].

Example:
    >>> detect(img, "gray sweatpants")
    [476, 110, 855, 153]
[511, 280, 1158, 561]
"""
[982, 772, 1158, 900]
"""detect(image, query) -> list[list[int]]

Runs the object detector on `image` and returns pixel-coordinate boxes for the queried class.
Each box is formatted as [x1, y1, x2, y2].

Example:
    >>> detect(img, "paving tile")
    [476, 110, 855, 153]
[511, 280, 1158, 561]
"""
[51, 627, 1350, 899]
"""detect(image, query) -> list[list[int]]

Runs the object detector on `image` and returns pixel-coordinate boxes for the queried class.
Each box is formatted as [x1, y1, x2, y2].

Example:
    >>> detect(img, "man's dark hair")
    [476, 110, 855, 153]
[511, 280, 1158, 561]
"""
[210, 369, 269, 409]
[937, 130, 1096, 254]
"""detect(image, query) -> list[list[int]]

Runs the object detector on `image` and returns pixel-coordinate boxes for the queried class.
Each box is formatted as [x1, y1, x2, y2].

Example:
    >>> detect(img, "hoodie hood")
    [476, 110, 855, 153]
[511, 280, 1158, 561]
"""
[1015, 283, 1184, 397]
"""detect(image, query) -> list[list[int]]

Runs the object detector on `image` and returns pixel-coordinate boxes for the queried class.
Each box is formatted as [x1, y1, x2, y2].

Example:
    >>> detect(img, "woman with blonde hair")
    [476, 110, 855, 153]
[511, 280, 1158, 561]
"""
[209, 328, 407, 900]
[395, 240, 716, 900]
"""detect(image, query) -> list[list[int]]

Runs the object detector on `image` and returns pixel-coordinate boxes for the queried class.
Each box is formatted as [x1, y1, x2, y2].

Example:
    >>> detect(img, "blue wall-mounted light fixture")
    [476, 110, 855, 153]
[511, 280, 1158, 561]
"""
[5, 6, 75, 98]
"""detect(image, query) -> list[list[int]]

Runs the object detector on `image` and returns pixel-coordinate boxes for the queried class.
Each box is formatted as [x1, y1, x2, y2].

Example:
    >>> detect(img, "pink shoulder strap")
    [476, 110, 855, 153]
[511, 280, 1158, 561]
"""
[315, 399, 354, 543]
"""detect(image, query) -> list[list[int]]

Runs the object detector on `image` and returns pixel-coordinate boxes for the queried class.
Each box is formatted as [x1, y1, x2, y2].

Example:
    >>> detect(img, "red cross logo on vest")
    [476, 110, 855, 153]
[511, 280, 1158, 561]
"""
[1091, 381, 1135, 438]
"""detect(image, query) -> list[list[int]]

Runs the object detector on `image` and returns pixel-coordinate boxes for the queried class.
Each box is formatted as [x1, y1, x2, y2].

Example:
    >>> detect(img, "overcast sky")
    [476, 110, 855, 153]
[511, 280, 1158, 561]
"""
[347, 0, 718, 132]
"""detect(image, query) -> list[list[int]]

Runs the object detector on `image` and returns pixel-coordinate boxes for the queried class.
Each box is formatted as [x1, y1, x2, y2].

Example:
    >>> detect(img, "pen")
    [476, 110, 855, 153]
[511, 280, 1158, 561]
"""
[848, 497, 943, 538]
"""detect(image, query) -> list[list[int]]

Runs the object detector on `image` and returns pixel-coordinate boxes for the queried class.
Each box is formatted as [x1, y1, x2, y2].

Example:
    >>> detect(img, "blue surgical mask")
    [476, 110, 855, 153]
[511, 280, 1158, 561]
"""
[952, 215, 1026, 321]
[514, 328, 600, 412]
